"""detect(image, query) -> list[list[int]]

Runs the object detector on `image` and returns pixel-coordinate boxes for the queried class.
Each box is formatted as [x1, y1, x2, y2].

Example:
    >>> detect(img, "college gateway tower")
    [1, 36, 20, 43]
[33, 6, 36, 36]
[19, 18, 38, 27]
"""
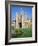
[16, 8, 32, 29]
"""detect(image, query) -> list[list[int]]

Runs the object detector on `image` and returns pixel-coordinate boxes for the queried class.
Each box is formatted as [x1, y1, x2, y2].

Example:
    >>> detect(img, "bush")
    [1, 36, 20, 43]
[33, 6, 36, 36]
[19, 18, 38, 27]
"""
[15, 28, 23, 35]
[11, 26, 15, 30]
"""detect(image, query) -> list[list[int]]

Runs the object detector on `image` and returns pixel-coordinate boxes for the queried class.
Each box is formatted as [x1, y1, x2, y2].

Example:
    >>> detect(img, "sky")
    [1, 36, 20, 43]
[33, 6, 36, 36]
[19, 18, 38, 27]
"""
[10, 5, 32, 21]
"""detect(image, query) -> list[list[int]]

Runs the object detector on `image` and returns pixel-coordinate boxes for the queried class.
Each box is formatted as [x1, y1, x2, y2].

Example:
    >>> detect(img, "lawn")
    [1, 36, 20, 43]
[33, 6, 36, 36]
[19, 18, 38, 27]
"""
[11, 28, 32, 38]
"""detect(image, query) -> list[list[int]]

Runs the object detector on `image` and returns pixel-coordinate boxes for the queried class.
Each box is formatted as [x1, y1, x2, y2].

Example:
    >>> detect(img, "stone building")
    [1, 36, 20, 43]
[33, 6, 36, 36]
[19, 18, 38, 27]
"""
[16, 9, 32, 29]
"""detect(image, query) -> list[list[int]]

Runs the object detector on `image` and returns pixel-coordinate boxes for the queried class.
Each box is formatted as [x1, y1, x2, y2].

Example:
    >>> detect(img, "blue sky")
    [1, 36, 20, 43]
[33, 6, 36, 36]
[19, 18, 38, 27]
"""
[10, 5, 32, 21]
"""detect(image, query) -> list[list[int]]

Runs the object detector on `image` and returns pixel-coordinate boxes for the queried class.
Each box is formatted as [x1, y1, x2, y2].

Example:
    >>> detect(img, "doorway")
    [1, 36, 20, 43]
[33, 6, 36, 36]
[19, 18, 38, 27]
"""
[19, 23, 22, 28]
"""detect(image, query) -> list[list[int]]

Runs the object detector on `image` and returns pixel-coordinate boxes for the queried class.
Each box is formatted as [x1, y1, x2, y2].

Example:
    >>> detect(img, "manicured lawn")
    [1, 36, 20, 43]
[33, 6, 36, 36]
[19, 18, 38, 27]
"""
[15, 28, 32, 37]
[11, 28, 32, 38]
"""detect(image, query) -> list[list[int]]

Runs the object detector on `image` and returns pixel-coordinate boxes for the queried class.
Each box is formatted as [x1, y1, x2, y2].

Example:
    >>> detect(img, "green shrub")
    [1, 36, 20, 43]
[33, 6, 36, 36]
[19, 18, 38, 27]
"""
[11, 26, 14, 30]
[15, 28, 23, 35]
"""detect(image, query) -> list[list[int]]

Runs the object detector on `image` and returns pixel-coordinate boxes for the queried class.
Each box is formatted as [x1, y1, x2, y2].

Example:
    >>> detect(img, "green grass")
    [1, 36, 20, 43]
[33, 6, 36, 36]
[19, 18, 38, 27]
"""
[11, 27, 32, 38]
[15, 28, 32, 38]
[11, 28, 32, 38]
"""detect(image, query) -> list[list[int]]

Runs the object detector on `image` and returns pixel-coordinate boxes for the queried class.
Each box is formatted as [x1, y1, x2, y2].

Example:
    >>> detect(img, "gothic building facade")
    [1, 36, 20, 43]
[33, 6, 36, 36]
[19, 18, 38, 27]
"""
[16, 10, 32, 29]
